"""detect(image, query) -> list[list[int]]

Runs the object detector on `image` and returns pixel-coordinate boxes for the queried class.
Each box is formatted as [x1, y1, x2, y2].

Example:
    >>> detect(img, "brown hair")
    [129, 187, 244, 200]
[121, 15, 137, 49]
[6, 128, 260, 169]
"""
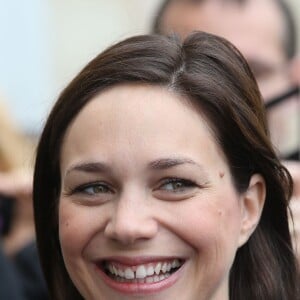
[33, 32, 299, 299]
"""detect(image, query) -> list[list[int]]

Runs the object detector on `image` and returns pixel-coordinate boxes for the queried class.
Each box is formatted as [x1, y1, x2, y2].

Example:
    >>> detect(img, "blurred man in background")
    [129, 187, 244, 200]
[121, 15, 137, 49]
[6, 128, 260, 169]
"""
[152, 0, 300, 256]
[153, 0, 299, 159]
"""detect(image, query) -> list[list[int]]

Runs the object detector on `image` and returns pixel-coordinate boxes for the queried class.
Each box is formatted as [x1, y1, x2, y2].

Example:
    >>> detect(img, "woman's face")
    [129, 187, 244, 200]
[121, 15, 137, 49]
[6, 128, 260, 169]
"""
[59, 84, 262, 300]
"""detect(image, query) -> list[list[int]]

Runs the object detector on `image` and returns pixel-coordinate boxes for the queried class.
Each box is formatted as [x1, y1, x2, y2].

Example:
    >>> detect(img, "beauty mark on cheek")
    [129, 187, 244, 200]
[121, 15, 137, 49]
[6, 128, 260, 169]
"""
[219, 171, 225, 179]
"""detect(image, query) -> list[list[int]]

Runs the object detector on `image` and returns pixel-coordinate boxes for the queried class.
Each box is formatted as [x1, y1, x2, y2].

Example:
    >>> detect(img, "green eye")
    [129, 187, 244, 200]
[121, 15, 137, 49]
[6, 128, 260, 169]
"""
[76, 183, 112, 195]
[161, 178, 196, 192]
[85, 184, 110, 194]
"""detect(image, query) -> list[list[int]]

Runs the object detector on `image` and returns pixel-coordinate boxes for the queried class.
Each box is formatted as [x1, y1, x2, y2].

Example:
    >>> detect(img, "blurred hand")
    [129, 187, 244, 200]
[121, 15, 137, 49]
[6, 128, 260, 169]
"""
[0, 170, 32, 199]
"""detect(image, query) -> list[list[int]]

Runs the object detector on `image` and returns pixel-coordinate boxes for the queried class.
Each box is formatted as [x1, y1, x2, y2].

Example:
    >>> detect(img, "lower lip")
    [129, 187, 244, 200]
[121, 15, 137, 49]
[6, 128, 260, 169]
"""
[94, 263, 184, 295]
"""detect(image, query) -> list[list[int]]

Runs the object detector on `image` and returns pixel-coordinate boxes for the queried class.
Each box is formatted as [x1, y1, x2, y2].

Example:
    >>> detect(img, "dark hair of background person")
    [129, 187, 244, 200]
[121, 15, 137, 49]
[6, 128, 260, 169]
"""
[33, 32, 299, 299]
[152, 0, 298, 60]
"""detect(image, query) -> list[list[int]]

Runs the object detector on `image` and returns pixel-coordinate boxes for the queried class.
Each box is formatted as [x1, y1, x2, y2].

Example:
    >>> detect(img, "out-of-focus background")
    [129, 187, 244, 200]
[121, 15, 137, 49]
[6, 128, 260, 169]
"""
[0, 0, 299, 135]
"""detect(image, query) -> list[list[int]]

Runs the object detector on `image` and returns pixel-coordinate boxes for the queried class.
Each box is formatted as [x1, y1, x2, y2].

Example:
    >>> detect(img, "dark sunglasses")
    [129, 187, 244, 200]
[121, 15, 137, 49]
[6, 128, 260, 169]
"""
[264, 85, 299, 160]
[265, 85, 299, 109]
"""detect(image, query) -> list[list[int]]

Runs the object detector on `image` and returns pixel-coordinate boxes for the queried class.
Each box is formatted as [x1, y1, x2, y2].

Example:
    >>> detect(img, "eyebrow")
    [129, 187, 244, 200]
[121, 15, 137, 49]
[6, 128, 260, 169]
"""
[65, 157, 206, 176]
[148, 157, 204, 170]
[65, 162, 110, 176]
[149, 157, 210, 181]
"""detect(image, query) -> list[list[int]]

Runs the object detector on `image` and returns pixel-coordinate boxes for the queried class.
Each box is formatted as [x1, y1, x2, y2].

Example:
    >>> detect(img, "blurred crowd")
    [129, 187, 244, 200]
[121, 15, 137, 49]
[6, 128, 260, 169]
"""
[0, 101, 48, 299]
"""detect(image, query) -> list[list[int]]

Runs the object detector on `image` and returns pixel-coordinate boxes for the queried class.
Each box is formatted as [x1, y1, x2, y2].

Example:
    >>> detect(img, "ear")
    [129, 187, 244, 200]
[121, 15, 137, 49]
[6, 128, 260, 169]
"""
[288, 56, 300, 85]
[238, 174, 266, 247]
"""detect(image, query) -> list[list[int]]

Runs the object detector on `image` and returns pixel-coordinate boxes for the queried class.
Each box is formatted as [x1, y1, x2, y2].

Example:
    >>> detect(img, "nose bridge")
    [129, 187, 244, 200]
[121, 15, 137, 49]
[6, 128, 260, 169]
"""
[104, 187, 158, 244]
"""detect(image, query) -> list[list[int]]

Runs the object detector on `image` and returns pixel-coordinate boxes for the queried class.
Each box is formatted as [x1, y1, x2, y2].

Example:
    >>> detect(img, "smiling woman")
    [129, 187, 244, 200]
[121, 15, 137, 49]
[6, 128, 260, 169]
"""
[33, 32, 299, 300]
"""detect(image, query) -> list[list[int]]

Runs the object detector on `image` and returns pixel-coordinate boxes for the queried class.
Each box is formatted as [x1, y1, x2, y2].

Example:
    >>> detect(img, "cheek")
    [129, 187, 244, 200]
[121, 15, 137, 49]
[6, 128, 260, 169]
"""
[169, 193, 243, 259]
[58, 201, 103, 260]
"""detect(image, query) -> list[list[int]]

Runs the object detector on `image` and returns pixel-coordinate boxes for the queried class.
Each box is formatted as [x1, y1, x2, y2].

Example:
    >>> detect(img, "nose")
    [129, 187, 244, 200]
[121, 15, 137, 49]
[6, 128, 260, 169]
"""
[104, 192, 158, 245]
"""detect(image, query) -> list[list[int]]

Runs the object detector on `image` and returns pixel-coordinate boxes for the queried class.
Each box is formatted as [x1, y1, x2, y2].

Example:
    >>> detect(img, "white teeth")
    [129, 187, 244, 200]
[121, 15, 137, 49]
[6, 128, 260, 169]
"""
[106, 259, 182, 280]
[154, 262, 161, 275]
[112, 265, 118, 275]
[136, 265, 147, 279]
[162, 262, 167, 273]
[172, 259, 180, 268]
[146, 265, 154, 276]
[166, 263, 171, 272]
[146, 276, 154, 283]
[108, 264, 114, 274]
[124, 268, 134, 279]
[117, 269, 124, 277]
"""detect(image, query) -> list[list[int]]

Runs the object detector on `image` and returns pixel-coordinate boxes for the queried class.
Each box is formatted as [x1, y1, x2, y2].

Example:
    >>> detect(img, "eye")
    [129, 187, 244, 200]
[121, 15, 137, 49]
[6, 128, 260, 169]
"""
[74, 182, 113, 196]
[153, 177, 199, 201]
[159, 178, 196, 193]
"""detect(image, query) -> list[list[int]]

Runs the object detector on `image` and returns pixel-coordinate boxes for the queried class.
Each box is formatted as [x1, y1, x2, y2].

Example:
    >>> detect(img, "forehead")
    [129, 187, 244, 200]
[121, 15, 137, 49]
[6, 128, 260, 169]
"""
[162, 0, 286, 64]
[63, 84, 207, 142]
[60, 84, 225, 172]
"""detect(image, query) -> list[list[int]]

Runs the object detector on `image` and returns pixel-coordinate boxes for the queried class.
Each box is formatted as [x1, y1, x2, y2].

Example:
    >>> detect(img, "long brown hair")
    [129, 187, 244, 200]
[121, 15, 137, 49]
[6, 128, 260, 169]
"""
[33, 32, 299, 299]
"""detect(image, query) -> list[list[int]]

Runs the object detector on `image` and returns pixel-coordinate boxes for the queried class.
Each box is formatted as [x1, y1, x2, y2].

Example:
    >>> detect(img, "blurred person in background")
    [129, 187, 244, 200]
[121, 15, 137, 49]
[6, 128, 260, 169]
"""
[0, 100, 48, 299]
[0, 101, 35, 255]
[152, 0, 300, 259]
[0, 239, 25, 300]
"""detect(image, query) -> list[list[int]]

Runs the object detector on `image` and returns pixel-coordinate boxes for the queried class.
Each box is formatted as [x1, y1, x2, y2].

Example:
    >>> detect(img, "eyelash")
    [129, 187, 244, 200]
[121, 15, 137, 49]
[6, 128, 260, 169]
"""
[71, 181, 113, 196]
[158, 177, 197, 193]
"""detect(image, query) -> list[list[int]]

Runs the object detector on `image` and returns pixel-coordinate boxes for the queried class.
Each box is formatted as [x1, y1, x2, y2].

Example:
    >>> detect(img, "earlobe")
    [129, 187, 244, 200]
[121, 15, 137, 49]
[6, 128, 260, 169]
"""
[238, 174, 266, 247]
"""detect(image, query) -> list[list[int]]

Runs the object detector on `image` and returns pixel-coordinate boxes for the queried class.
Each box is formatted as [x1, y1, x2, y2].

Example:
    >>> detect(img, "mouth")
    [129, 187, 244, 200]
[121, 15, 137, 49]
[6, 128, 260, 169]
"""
[101, 258, 183, 283]
[95, 257, 185, 294]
